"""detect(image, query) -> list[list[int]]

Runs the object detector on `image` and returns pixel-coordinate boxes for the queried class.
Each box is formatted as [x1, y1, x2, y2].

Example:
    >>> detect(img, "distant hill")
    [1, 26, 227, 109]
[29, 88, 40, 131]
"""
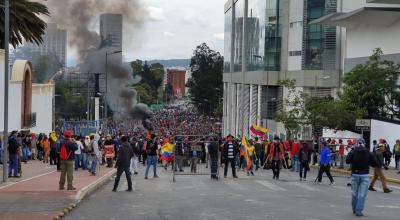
[147, 59, 190, 69]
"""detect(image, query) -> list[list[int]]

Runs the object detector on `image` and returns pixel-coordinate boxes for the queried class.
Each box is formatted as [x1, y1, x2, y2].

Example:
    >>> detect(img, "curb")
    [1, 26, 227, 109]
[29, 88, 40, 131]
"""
[53, 168, 117, 219]
[311, 165, 400, 184]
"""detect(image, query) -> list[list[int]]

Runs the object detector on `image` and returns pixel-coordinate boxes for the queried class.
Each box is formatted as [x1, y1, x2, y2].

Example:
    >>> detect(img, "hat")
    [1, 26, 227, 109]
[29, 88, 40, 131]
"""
[226, 134, 234, 139]
[273, 135, 280, 140]
[64, 130, 73, 137]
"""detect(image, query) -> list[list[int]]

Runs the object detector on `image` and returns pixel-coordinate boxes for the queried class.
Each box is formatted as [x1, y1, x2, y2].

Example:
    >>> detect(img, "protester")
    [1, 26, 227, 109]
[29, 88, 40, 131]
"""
[299, 142, 310, 181]
[8, 131, 20, 178]
[291, 138, 301, 172]
[346, 138, 377, 217]
[317, 141, 334, 185]
[104, 135, 115, 168]
[338, 139, 345, 169]
[130, 137, 140, 175]
[74, 136, 84, 170]
[145, 134, 159, 179]
[223, 134, 238, 178]
[394, 139, 400, 173]
[89, 134, 101, 176]
[113, 135, 134, 192]
[269, 136, 284, 180]
[59, 130, 78, 190]
[42, 136, 50, 163]
[369, 143, 393, 193]
[254, 137, 262, 170]
[208, 137, 219, 179]
[174, 137, 185, 172]
[49, 131, 58, 166]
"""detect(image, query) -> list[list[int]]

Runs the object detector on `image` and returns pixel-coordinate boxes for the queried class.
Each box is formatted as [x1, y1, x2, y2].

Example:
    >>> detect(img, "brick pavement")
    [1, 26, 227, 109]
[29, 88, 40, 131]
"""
[0, 163, 116, 220]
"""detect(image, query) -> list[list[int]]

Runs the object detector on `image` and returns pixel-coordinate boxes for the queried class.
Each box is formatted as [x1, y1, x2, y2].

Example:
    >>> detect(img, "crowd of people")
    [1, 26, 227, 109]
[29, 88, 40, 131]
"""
[2, 104, 400, 218]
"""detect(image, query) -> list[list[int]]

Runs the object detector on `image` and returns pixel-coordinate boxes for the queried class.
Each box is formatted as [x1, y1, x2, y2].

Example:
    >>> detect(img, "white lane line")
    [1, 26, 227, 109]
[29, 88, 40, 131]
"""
[0, 170, 57, 190]
[288, 181, 321, 192]
[255, 180, 287, 191]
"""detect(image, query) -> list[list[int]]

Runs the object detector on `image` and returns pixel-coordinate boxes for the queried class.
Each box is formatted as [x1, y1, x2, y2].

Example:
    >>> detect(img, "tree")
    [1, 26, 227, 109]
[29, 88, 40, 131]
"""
[275, 79, 364, 139]
[55, 81, 87, 119]
[274, 79, 305, 139]
[187, 43, 223, 116]
[130, 59, 165, 104]
[342, 48, 400, 119]
[0, 0, 49, 48]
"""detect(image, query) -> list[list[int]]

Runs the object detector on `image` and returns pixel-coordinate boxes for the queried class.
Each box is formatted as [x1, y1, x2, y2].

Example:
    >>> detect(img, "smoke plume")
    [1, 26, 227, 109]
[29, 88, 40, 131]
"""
[45, 0, 153, 129]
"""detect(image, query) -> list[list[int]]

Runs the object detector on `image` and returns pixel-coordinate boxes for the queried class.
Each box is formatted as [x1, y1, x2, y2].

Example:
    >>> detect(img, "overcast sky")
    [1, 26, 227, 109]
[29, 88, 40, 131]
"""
[65, 0, 225, 66]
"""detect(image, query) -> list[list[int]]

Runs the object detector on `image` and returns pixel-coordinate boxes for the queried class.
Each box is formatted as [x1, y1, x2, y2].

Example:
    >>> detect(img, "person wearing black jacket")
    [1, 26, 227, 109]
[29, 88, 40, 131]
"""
[298, 142, 311, 181]
[8, 131, 20, 177]
[208, 137, 219, 179]
[113, 135, 134, 192]
[346, 139, 377, 217]
[174, 137, 185, 172]
[223, 134, 238, 178]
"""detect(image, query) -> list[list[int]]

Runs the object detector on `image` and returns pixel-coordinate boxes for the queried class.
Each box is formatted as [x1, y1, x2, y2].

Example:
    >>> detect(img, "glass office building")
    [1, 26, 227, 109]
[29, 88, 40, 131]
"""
[223, 0, 341, 139]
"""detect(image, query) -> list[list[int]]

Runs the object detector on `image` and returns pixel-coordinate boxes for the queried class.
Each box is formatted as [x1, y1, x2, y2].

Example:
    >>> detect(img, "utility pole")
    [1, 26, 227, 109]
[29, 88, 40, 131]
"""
[2, 0, 10, 183]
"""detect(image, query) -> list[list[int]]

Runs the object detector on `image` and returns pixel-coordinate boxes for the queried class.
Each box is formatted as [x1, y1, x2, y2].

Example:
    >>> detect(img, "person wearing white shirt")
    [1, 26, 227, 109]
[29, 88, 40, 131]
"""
[74, 136, 84, 171]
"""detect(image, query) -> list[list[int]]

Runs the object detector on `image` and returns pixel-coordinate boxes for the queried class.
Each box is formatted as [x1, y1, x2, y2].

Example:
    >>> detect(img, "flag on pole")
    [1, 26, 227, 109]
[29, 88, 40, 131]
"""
[250, 124, 269, 137]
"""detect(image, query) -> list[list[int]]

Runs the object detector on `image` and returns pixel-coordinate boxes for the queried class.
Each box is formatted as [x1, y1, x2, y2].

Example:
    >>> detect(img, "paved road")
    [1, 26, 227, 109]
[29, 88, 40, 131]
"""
[66, 165, 400, 220]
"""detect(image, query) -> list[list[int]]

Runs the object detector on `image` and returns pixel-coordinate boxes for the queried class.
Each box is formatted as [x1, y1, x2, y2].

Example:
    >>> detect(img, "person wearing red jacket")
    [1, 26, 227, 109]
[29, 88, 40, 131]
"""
[291, 138, 301, 172]
[269, 136, 284, 180]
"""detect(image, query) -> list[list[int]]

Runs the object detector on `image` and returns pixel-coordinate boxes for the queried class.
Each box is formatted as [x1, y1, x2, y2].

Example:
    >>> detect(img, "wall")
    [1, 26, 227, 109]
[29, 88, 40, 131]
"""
[287, 0, 304, 71]
[370, 119, 399, 167]
[31, 83, 54, 134]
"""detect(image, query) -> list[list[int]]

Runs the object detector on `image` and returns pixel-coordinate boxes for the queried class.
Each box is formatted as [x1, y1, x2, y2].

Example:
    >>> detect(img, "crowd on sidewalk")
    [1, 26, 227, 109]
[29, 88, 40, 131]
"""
[2, 104, 400, 218]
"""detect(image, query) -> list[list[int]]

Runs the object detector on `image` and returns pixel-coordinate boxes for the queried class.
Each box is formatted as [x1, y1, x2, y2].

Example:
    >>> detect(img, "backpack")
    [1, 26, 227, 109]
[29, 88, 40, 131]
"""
[60, 143, 72, 160]
[87, 141, 93, 153]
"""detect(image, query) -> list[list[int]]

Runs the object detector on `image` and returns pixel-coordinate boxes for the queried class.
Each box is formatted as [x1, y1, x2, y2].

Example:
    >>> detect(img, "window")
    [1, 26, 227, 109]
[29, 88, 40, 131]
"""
[289, 21, 302, 28]
[289, 51, 302, 56]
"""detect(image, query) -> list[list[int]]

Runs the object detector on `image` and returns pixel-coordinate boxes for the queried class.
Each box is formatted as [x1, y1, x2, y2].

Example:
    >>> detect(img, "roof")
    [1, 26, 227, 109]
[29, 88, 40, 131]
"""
[310, 7, 400, 28]
[367, 0, 400, 4]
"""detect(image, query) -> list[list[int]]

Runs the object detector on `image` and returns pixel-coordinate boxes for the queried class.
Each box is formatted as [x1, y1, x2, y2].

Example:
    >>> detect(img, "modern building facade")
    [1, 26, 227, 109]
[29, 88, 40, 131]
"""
[313, 0, 400, 73]
[100, 13, 123, 52]
[223, 0, 343, 139]
[20, 23, 67, 68]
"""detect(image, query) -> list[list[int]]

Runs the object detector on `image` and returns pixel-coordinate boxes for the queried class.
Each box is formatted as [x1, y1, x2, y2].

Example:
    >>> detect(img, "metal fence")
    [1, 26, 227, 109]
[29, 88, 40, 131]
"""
[172, 135, 221, 182]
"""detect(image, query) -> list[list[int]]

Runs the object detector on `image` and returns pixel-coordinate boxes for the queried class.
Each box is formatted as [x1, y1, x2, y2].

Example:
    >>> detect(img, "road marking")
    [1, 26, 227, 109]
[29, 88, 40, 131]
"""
[255, 180, 287, 191]
[288, 181, 321, 192]
[0, 170, 57, 190]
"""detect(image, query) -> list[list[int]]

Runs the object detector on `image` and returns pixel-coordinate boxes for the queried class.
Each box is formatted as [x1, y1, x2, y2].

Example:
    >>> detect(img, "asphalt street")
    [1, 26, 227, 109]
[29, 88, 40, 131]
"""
[66, 164, 400, 220]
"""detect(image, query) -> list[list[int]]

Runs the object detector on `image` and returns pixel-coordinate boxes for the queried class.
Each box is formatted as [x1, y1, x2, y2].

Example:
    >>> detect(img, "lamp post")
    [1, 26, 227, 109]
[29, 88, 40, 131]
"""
[2, 0, 9, 183]
[105, 50, 122, 120]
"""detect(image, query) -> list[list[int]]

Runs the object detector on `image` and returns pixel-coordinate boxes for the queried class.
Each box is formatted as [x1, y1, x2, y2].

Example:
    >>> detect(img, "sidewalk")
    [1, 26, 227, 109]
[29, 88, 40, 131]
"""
[0, 162, 116, 220]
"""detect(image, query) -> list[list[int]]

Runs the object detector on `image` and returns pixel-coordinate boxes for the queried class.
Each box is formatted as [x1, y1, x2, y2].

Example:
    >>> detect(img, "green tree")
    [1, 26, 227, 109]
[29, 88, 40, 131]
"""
[0, 0, 49, 48]
[130, 60, 165, 104]
[55, 81, 87, 119]
[187, 43, 223, 116]
[274, 79, 305, 139]
[342, 48, 400, 119]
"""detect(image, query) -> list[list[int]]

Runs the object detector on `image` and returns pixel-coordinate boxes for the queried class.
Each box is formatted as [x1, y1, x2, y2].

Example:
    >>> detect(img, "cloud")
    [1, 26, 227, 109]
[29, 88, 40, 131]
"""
[213, 33, 224, 40]
[163, 31, 176, 37]
[147, 6, 166, 21]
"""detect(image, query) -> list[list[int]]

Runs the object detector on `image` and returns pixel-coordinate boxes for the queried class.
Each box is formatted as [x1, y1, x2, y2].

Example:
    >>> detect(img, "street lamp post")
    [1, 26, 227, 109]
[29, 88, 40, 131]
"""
[105, 50, 122, 121]
[2, 0, 10, 183]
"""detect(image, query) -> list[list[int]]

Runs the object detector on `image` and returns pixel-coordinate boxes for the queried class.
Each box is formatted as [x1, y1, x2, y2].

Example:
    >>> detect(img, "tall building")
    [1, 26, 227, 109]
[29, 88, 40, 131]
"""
[223, 0, 342, 139]
[22, 23, 67, 68]
[100, 13, 123, 52]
